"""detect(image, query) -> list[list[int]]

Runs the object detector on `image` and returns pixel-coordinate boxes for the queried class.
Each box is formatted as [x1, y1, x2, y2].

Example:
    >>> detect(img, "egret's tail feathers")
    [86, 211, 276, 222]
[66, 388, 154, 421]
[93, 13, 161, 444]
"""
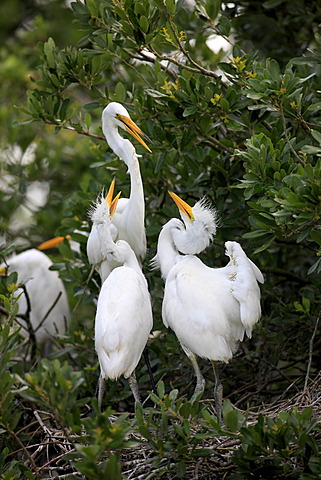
[225, 241, 263, 333]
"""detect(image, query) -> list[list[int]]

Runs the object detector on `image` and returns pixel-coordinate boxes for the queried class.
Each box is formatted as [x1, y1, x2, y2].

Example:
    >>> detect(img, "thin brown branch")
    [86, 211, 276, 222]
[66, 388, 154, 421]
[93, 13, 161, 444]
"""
[123, 47, 178, 81]
[161, 0, 220, 79]
[42, 120, 106, 140]
[7, 427, 41, 480]
[304, 310, 321, 390]
[33, 291, 62, 333]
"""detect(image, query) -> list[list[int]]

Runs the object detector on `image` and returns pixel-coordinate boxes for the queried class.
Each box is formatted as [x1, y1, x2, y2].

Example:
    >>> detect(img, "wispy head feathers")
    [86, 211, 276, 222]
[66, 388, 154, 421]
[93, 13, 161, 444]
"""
[88, 191, 110, 225]
[175, 197, 218, 255]
[193, 197, 217, 239]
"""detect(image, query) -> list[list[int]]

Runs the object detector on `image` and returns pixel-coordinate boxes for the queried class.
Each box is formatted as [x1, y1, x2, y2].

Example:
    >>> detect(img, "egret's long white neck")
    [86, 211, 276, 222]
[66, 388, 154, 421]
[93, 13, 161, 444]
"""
[103, 121, 144, 206]
[154, 219, 183, 280]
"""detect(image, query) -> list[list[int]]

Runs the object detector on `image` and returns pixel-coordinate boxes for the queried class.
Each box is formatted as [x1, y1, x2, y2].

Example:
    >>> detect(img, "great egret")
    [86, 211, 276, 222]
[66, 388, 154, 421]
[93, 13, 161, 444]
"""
[90, 192, 153, 408]
[86, 178, 121, 282]
[0, 248, 70, 356]
[152, 192, 264, 424]
[101, 102, 152, 268]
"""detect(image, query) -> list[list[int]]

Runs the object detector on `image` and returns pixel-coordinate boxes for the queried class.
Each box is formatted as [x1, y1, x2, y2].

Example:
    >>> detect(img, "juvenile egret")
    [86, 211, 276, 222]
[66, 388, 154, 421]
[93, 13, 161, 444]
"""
[1, 248, 70, 356]
[90, 192, 153, 408]
[152, 192, 264, 423]
[101, 102, 152, 267]
[86, 178, 121, 282]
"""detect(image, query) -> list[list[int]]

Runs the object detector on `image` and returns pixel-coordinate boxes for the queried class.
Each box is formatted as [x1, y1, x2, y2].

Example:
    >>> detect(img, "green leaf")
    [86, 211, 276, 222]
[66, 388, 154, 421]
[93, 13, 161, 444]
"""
[253, 236, 276, 253]
[301, 145, 321, 155]
[183, 105, 197, 117]
[310, 230, 321, 245]
[139, 16, 149, 34]
[219, 97, 229, 111]
[310, 130, 321, 144]
[157, 380, 165, 398]
[205, 0, 221, 21]
[217, 15, 231, 36]
[165, 0, 176, 15]
[84, 113, 91, 130]
[114, 82, 126, 103]
[263, 0, 285, 8]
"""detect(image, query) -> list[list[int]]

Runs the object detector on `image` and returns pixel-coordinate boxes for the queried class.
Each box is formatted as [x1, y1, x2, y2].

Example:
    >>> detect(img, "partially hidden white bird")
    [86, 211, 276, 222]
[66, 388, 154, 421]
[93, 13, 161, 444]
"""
[152, 191, 264, 424]
[0, 248, 70, 356]
[88, 102, 152, 282]
[90, 191, 153, 409]
[86, 178, 121, 282]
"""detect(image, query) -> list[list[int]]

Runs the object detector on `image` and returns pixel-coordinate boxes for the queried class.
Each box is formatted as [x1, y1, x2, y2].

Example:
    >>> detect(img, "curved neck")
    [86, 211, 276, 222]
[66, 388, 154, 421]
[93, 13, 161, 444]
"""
[156, 219, 183, 280]
[105, 123, 144, 214]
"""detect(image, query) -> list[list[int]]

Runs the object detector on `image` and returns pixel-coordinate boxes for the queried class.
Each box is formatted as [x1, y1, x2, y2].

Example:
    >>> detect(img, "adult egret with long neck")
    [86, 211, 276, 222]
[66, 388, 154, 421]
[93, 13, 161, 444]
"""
[101, 102, 152, 267]
[152, 192, 264, 424]
[90, 191, 153, 408]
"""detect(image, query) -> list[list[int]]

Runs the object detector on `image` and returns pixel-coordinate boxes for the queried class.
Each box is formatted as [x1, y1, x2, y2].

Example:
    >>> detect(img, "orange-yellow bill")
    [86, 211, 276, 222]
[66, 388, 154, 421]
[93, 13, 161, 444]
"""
[116, 113, 152, 153]
[105, 179, 121, 218]
[106, 178, 116, 207]
[168, 191, 195, 222]
[37, 235, 71, 250]
[109, 191, 121, 218]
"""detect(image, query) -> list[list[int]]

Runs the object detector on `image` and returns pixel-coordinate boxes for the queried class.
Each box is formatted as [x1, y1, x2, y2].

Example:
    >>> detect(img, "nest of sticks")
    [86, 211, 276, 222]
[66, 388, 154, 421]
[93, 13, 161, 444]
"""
[6, 372, 320, 480]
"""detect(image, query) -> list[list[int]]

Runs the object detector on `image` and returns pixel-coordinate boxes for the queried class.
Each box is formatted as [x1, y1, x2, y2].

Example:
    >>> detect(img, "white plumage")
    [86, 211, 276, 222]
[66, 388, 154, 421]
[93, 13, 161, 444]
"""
[1, 248, 70, 355]
[87, 102, 152, 282]
[90, 193, 153, 407]
[153, 192, 264, 423]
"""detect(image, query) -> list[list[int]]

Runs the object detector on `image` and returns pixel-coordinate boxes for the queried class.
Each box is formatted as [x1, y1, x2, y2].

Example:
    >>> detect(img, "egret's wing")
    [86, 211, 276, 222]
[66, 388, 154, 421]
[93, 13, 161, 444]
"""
[225, 241, 263, 337]
[95, 267, 153, 379]
[86, 224, 102, 266]
[162, 256, 236, 362]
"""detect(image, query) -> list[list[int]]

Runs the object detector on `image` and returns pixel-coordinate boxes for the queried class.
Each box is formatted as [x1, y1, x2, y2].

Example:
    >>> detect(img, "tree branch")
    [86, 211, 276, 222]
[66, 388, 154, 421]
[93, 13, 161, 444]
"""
[304, 310, 320, 391]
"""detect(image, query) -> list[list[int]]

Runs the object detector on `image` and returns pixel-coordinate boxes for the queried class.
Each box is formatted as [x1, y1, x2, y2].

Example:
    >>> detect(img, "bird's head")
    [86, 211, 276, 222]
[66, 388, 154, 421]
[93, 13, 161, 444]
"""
[168, 191, 217, 254]
[90, 180, 121, 225]
[102, 102, 152, 152]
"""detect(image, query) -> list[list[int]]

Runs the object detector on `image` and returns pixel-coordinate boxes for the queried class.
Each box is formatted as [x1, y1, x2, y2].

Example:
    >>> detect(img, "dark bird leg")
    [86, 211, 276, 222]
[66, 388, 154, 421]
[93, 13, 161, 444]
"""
[143, 347, 156, 393]
[97, 373, 106, 411]
[212, 360, 223, 426]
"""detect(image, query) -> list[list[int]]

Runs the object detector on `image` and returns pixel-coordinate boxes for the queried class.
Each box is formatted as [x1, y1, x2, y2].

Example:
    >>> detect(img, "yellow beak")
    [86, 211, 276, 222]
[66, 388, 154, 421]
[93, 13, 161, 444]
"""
[105, 178, 121, 218]
[37, 235, 71, 250]
[116, 113, 152, 153]
[168, 191, 195, 222]
[106, 178, 116, 207]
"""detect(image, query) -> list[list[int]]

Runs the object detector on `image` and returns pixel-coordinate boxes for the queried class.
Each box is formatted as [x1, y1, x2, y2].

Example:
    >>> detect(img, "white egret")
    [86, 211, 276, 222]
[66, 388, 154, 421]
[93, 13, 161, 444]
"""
[86, 178, 121, 282]
[90, 192, 153, 408]
[152, 192, 264, 424]
[100, 102, 152, 269]
[0, 248, 70, 356]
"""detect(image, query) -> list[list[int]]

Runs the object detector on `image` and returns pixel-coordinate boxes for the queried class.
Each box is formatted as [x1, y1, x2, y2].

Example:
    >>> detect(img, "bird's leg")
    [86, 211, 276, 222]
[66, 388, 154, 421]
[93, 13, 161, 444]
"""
[143, 347, 156, 393]
[97, 374, 106, 411]
[185, 350, 205, 396]
[212, 360, 223, 426]
[128, 372, 141, 404]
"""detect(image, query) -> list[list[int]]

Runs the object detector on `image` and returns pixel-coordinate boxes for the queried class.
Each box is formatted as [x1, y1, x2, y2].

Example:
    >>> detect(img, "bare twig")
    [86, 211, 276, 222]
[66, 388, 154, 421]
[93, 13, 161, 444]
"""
[304, 310, 321, 391]
[33, 291, 62, 333]
[161, 0, 219, 79]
